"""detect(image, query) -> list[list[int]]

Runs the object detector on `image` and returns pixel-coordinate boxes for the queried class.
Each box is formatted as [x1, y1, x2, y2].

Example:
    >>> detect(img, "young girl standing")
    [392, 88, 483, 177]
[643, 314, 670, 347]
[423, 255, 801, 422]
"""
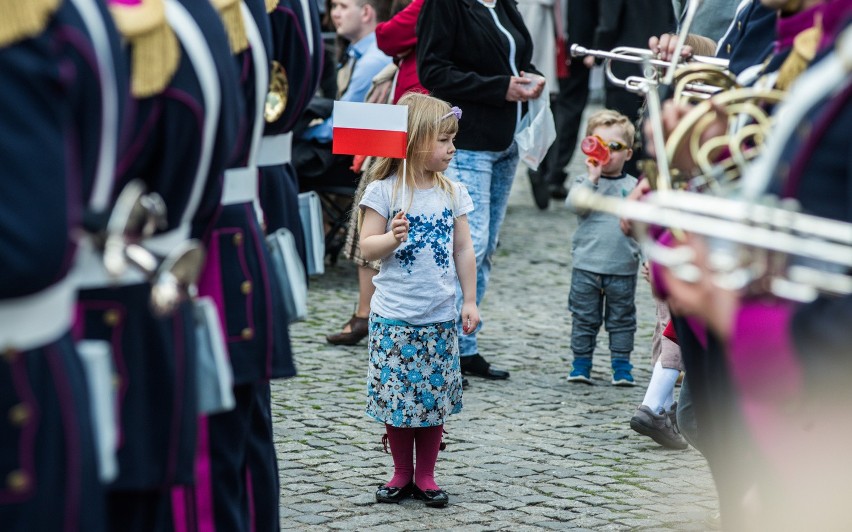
[359, 92, 479, 508]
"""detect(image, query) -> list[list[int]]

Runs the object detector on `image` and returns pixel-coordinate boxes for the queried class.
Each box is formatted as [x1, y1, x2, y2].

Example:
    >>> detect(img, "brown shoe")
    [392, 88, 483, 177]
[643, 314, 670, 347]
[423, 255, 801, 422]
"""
[326, 315, 369, 345]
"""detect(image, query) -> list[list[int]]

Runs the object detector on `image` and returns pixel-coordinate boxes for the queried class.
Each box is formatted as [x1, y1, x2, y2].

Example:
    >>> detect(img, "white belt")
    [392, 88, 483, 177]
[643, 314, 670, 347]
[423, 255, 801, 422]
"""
[257, 132, 293, 167]
[0, 277, 76, 352]
[74, 242, 148, 290]
[221, 167, 259, 205]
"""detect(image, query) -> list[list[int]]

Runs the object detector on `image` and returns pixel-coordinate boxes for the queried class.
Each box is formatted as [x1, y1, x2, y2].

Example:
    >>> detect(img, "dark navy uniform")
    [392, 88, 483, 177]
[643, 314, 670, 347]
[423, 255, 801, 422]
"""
[714, 0, 775, 76]
[75, 0, 241, 530]
[192, 1, 294, 530]
[0, 0, 125, 530]
[258, 0, 323, 266]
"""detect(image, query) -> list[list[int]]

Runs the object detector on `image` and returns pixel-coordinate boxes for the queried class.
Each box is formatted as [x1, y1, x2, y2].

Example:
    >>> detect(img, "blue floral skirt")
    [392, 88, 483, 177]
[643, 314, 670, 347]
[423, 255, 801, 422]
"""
[366, 314, 463, 427]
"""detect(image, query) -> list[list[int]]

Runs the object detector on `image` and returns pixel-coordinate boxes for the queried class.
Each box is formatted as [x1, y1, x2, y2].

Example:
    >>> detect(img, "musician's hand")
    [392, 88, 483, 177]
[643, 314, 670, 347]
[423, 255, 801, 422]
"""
[657, 233, 738, 340]
[583, 55, 596, 69]
[621, 178, 651, 236]
[648, 33, 693, 62]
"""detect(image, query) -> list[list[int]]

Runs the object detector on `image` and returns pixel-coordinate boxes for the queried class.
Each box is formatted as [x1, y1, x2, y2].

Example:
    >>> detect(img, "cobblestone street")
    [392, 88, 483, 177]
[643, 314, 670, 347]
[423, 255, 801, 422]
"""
[274, 142, 719, 530]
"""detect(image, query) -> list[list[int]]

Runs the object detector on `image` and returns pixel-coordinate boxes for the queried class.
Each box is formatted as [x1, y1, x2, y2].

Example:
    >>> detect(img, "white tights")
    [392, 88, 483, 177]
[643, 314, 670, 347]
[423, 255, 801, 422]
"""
[641, 360, 680, 414]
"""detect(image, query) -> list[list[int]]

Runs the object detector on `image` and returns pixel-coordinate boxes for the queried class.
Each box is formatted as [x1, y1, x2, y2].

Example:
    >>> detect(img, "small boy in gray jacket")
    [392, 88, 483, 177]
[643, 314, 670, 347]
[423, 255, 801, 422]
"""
[566, 109, 641, 386]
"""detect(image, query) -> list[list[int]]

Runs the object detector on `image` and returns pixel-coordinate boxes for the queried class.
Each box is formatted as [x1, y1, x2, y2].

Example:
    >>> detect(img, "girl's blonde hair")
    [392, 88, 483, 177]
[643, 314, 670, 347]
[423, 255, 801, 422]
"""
[365, 92, 459, 213]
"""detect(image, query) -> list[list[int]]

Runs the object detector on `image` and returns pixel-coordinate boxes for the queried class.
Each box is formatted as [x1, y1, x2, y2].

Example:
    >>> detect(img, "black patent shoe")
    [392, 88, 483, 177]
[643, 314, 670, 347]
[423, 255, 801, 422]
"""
[375, 482, 414, 504]
[413, 485, 449, 508]
[461, 354, 510, 380]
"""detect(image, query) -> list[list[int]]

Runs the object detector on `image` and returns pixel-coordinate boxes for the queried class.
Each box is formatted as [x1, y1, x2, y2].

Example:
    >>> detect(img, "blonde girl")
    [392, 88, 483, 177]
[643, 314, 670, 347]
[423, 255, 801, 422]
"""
[358, 92, 479, 508]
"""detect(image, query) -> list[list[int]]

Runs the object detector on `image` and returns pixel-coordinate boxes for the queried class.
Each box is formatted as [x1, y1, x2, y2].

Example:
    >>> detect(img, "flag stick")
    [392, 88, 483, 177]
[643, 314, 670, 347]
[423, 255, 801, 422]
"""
[401, 158, 407, 212]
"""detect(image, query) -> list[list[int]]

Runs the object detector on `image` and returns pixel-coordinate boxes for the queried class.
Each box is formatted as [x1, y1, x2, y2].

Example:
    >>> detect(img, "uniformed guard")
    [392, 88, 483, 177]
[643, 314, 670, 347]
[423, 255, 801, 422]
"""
[258, 0, 324, 262]
[646, 5, 852, 528]
[0, 0, 125, 530]
[190, 1, 295, 530]
[74, 0, 242, 530]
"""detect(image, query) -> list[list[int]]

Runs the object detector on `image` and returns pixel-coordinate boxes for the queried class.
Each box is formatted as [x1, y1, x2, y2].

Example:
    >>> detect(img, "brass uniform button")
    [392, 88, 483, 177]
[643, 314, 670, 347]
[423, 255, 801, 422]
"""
[240, 281, 252, 295]
[233, 233, 244, 246]
[726, 43, 732, 54]
[7, 470, 30, 493]
[738, 20, 742, 30]
[104, 309, 120, 327]
[8, 404, 30, 426]
[241, 328, 254, 340]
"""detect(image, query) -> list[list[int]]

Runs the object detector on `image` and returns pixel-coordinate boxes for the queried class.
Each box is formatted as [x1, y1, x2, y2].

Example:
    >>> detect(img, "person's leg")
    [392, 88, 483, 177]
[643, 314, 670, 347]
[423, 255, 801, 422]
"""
[549, 63, 591, 197]
[676, 376, 702, 451]
[642, 360, 681, 413]
[326, 265, 377, 345]
[455, 144, 518, 377]
[383, 425, 415, 488]
[412, 425, 448, 507]
[603, 274, 638, 386]
[446, 149, 493, 357]
[568, 269, 604, 382]
[413, 425, 443, 491]
[630, 359, 688, 449]
[246, 382, 279, 532]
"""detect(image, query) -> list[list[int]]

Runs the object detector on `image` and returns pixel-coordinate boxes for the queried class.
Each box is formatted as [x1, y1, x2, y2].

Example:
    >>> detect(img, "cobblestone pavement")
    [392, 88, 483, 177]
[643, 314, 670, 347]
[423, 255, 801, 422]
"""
[275, 136, 719, 530]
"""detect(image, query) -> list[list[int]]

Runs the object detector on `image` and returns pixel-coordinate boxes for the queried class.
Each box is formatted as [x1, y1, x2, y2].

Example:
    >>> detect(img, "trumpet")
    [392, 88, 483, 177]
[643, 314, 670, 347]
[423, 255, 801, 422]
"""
[569, 187, 852, 302]
[569, 44, 734, 102]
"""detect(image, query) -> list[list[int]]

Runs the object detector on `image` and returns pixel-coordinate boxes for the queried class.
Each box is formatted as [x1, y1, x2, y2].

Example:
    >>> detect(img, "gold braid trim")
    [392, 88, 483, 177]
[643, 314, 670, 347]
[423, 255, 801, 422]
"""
[109, 0, 179, 98]
[211, 0, 248, 54]
[775, 23, 821, 91]
[0, 0, 61, 47]
[265, 0, 278, 14]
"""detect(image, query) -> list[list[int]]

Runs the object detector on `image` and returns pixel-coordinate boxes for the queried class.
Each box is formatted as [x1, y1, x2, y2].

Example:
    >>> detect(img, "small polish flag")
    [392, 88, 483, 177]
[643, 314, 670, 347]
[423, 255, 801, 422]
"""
[332, 101, 408, 159]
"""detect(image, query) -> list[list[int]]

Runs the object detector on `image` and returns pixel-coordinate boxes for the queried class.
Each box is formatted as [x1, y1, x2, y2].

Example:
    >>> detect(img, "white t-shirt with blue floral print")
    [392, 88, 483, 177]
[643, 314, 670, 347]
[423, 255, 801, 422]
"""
[360, 175, 474, 325]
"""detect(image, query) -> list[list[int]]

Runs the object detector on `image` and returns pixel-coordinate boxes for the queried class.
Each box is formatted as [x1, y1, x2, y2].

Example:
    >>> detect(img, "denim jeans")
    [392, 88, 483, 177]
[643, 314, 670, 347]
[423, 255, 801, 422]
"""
[446, 143, 519, 356]
[569, 268, 637, 362]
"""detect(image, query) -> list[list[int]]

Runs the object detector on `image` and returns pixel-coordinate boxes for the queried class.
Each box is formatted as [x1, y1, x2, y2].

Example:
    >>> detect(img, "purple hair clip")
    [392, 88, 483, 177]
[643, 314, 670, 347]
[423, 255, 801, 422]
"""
[439, 106, 462, 121]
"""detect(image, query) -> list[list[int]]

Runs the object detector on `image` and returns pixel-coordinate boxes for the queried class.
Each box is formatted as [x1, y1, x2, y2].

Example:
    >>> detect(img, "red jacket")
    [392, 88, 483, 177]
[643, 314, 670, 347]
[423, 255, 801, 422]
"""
[375, 0, 427, 103]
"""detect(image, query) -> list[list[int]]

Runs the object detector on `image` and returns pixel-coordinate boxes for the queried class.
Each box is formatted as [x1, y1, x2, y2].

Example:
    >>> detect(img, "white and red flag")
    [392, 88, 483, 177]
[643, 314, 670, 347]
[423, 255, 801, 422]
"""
[332, 101, 408, 159]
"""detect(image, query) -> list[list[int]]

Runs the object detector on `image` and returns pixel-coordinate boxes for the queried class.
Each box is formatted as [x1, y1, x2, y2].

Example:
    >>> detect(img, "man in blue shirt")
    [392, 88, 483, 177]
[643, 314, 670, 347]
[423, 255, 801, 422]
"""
[301, 0, 392, 143]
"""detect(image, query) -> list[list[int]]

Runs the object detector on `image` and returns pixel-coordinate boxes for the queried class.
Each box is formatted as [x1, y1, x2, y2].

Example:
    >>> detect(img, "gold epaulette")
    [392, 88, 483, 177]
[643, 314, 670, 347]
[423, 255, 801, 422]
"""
[0, 0, 61, 47]
[109, 0, 180, 98]
[775, 24, 821, 91]
[211, 0, 248, 54]
[266, 0, 278, 14]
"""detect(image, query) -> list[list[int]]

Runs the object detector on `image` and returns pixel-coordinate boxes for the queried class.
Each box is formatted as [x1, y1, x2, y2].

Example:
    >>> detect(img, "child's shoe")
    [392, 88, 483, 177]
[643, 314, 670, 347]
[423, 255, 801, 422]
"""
[611, 359, 636, 386]
[567, 359, 593, 384]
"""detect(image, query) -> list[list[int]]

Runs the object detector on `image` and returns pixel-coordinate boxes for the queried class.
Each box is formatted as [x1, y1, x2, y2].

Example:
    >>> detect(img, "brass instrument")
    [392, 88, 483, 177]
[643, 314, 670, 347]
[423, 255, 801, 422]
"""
[100, 180, 206, 316]
[663, 88, 787, 191]
[570, 187, 852, 302]
[568, 44, 735, 103]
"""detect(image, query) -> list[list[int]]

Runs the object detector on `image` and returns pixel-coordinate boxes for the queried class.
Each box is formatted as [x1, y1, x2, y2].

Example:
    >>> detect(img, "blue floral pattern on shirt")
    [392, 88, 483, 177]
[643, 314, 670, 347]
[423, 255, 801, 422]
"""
[393, 208, 454, 274]
[366, 315, 462, 427]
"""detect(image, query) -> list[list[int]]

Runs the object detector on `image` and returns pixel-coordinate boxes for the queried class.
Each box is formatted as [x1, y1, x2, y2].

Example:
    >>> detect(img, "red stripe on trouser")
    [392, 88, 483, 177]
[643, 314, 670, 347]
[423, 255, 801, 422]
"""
[332, 128, 407, 158]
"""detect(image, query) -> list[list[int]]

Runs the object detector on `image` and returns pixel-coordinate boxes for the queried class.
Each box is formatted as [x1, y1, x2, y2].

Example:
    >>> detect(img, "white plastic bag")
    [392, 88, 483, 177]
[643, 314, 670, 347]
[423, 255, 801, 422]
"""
[514, 90, 557, 171]
[266, 227, 308, 323]
[298, 191, 325, 275]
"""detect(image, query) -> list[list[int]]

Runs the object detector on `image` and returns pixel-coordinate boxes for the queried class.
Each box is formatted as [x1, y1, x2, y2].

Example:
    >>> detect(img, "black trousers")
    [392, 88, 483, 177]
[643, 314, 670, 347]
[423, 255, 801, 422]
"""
[539, 61, 591, 187]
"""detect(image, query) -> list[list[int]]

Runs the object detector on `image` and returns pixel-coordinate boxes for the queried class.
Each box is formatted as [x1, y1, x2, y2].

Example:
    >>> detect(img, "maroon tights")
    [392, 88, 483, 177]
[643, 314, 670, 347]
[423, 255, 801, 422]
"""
[384, 424, 443, 491]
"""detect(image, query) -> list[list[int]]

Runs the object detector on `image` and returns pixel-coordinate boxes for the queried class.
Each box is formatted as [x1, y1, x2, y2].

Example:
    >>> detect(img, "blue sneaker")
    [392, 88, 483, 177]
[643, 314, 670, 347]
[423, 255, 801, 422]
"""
[611, 359, 636, 386]
[567, 360, 593, 384]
